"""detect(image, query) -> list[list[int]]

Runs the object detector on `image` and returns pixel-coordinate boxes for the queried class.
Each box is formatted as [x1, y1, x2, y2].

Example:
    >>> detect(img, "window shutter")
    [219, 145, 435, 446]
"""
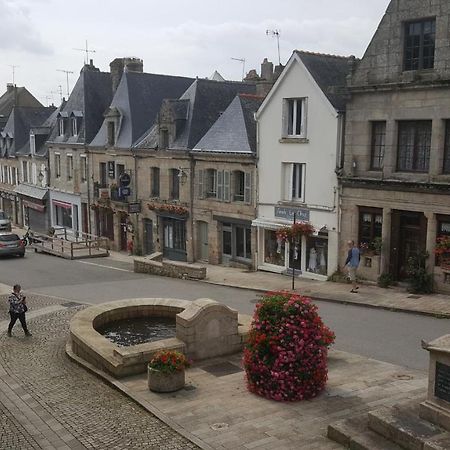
[244, 172, 252, 204]
[223, 170, 231, 202]
[217, 170, 224, 200]
[197, 169, 205, 199]
[281, 99, 288, 137]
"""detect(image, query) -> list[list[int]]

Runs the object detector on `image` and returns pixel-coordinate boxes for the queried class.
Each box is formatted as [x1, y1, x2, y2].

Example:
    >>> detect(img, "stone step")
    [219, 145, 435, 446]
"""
[368, 404, 446, 450]
[327, 416, 402, 450]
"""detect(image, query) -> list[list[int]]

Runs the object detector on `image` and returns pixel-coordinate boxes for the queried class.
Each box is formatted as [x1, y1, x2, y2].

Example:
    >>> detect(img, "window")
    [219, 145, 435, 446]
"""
[22, 161, 28, 183]
[55, 153, 61, 178]
[58, 118, 65, 136]
[205, 169, 217, 198]
[397, 121, 431, 172]
[67, 155, 73, 180]
[435, 217, 450, 266]
[235, 226, 251, 259]
[170, 168, 180, 200]
[80, 155, 87, 182]
[11, 167, 17, 185]
[30, 133, 36, 155]
[359, 207, 383, 247]
[116, 164, 125, 184]
[404, 19, 436, 71]
[107, 122, 115, 146]
[55, 204, 72, 228]
[444, 121, 450, 174]
[370, 121, 386, 170]
[99, 162, 107, 187]
[283, 98, 306, 138]
[232, 170, 252, 203]
[283, 163, 305, 202]
[71, 118, 78, 136]
[161, 129, 169, 149]
[151, 167, 160, 197]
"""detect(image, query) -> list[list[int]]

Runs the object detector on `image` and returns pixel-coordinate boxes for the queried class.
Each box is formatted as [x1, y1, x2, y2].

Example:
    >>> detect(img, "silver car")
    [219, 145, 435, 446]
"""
[0, 211, 11, 231]
[0, 232, 25, 257]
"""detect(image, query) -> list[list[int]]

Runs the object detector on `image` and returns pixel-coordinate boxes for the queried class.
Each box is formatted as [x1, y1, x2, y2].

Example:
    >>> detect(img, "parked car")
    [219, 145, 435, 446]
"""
[0, 211, 11, 231]
[0, 232, 25, 257]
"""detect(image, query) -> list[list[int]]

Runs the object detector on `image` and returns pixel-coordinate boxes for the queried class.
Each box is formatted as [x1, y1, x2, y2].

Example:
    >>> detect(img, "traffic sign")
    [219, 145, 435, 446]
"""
[119, 173, 131, 187]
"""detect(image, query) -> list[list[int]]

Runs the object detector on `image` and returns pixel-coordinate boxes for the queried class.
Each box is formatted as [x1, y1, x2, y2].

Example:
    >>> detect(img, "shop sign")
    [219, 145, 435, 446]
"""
[119, 173, 131, 187]
[128, 202, 141, 214]
[119, 187, 131, 197]
[108, 161, 115, 178]
[274, 206, 310, 222]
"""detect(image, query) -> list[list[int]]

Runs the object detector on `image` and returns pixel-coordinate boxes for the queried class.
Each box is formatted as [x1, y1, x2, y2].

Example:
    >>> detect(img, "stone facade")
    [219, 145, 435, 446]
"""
[340, 0, 450, 293]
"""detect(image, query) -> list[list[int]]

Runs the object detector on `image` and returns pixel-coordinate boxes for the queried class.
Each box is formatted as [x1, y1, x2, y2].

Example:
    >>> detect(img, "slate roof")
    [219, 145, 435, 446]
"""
[48, 65, 112, 145]
[294, 51, 353, 112]
[0, 86, 43, 131]
[193, 94, 263, 154]
[91, 71, 194, 149]
[136, 78, 256, 150]
[1, 106, 55, 157]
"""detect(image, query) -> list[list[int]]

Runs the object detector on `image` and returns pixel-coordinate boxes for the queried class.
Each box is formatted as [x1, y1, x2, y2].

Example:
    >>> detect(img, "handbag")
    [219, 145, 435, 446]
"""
[23, 304, 28, 313]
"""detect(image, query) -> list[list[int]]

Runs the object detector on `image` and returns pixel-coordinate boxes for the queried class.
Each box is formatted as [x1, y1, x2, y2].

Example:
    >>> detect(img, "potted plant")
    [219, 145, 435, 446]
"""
[147, 350, 190, 393]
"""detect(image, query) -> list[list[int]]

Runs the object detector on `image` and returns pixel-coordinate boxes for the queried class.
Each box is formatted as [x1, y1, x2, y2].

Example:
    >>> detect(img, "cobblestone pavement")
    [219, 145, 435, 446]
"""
[0, 296, 198, 450]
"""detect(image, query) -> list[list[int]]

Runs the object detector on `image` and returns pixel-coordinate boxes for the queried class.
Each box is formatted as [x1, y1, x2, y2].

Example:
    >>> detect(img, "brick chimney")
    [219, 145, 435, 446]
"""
[110, 57, 144, 94]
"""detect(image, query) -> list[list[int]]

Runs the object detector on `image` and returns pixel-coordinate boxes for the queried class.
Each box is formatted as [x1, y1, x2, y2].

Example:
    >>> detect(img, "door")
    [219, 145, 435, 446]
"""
[288, 239, 302, 274]
[162, 217, 187, 261]
[197, 221, 209, 261]
[143, 219, 153, 255]
[391, 211, 427, 279]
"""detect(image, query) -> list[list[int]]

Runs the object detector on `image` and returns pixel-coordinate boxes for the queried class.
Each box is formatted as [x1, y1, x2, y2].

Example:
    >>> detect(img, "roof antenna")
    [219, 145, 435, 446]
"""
[57, 69, 74, 98]
[9, 65, 19, 85]
[231, 57, 246, 81]
[73, 40, 96, 65]
[51, 86, 63, 104]
[266, 29, 281, 65]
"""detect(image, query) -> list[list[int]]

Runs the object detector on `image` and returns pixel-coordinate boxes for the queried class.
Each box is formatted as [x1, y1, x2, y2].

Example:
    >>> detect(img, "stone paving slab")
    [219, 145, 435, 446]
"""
[0, 298, 199, 450]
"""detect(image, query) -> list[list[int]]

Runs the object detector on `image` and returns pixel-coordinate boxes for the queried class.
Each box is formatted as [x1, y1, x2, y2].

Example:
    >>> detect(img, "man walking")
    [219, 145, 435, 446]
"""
[7, 284, 32, 337]
[345, 240, 360, 293]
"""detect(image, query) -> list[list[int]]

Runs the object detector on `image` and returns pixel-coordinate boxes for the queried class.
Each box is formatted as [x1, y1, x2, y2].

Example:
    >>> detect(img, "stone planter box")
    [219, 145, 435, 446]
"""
[148, 367, 185, 393]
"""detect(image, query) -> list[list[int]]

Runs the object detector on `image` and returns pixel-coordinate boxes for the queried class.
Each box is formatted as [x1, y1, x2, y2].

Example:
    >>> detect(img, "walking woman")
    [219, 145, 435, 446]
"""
[7, 284, 32, 337]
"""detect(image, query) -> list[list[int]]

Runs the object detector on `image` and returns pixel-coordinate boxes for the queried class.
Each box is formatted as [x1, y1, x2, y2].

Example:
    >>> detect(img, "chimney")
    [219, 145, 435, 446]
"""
[261, 58, 274, 82]
[6, 83, 14, 93]
[110, 57, 144, 95]
[273, 64, 284, 80]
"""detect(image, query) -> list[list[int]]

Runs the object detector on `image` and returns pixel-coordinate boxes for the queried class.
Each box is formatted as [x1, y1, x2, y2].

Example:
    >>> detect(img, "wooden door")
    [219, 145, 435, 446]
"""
[197, 221, 209, 261]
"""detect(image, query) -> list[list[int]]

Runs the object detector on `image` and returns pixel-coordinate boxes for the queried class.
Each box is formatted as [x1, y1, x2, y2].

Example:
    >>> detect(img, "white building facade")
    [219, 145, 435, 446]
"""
[254, 51, 351, 280]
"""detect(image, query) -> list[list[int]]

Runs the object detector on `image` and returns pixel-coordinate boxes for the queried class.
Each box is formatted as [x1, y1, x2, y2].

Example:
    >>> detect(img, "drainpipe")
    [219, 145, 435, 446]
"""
[189, 151, 195, 263]
[132, 149, 140, 254]
[86, 148, 92, 235]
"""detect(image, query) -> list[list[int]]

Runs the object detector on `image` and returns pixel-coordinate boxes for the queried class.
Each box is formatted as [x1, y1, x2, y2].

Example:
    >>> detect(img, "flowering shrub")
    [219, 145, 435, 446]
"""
[275, 222, 315, 242]
[148, 350, 190, 374]
[435, 236, 450, 256]
[243, 291, 335, 402]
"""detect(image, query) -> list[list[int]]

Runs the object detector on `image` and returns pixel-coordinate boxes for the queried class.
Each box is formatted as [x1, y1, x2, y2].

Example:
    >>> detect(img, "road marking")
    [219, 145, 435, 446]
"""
[75, 260, 134, 273]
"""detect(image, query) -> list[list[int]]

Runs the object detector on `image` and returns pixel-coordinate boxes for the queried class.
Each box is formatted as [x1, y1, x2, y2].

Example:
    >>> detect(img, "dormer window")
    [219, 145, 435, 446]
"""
[161, 129, 169, 149]
[107, 121, 116, 146]
[71, 118, 78, 136]
[58, 118, 65, 136]
[30, 133, 36, 155]
[404, 19, 436, 71]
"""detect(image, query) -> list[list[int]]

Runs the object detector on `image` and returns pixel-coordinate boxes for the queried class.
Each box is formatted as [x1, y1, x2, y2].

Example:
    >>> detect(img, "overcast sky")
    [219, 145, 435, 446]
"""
[1, 0, 390, 105]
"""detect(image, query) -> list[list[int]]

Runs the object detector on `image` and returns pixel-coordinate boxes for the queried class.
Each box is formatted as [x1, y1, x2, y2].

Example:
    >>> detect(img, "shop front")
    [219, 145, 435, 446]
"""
[49, 191, 82, 235]
[253, 206, 336, 280]
[15, 184, 49, 233]
[160, 215, 187, 262]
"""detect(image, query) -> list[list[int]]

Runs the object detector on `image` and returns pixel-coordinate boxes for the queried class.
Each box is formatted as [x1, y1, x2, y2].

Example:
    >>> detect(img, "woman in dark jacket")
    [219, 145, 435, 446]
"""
[7, 284, 32, 337]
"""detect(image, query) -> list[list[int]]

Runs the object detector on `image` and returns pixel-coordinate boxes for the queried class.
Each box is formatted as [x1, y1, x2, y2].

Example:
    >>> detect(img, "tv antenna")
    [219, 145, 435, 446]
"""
[74, 40, 96, 64]
[51, 86, 63, 104]
[266, 29, 281, 65]
[57, 69, 74, 98]
[9, 65, 19, 85]
[231, 57, 246, 81]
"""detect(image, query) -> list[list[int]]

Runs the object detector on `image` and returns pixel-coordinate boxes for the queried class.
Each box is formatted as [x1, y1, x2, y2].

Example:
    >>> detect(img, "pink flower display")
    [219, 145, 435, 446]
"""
[243, 291, 335, 402]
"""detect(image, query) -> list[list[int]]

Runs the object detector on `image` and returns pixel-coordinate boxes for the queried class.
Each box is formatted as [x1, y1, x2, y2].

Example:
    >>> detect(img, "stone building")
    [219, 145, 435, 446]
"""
[254, 50, 351, 279]
[340, 0, 450, 292]
[88, 60, 193, 251]
[134, 77, 257, 262]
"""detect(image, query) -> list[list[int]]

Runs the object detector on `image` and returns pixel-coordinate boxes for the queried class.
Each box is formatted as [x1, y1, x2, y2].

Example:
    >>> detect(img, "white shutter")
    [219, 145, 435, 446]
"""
[223, 170, 231, 202]
[244, 172, 252, 204]
[281, 99, 288, 137]
[217, 170, 224, 200]
[197, 169, 205, 199]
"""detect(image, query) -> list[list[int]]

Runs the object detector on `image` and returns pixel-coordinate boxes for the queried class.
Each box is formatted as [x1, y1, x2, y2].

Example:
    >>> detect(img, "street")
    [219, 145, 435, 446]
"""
[1, 249, 448, 371]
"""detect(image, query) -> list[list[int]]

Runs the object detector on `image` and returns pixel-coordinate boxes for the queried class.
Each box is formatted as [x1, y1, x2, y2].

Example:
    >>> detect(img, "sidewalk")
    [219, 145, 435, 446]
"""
[107, 250, 450, 319]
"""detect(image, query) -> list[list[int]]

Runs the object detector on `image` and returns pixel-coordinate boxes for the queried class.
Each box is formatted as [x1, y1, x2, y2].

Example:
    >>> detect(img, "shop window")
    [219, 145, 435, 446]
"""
[264, 229, 285, 266]
[359, 208, 383, 248]
[444, 121, 450, 174]
[235, 226, 251, 259]
[223, 224, 232, 256]
[221, 223, 251, 261]
[306, 236, 328, 276]
[435, 218, 450, 266]
[55, 205, 72, 228]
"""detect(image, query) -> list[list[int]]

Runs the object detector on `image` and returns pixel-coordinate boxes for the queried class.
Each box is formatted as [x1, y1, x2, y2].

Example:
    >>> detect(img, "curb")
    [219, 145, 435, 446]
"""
[65, 341, 213, 450]
[200, 279, 450, 320]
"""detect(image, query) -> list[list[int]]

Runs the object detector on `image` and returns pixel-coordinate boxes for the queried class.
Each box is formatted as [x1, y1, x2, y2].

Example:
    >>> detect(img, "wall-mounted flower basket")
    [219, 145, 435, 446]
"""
[275, 222, 315, 242]
[147, 202, 189, 217]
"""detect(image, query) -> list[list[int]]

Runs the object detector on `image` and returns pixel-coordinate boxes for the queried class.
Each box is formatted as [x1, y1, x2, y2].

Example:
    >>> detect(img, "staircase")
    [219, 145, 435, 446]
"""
[328, 402, 450, 449]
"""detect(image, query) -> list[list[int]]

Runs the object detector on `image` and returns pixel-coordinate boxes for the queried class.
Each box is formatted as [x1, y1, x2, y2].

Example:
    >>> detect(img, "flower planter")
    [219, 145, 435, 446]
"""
[147, 367, 185, 393]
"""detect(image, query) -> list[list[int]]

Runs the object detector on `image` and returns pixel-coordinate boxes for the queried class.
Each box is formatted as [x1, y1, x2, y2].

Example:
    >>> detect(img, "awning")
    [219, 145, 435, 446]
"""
[23, 200, 45, 212]
[52, 200, 71, 209]
[251, 217, 291, 230]
[14, 183, 48, 200]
